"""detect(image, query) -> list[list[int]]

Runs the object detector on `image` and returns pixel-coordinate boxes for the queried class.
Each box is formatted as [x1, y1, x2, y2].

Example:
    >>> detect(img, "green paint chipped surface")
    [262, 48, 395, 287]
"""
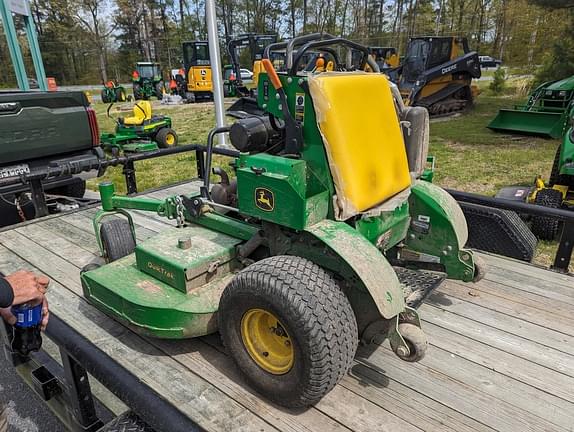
[81, 224, 243, 339]
[135, 225, 242, 292]
[305, 219, 405, 319]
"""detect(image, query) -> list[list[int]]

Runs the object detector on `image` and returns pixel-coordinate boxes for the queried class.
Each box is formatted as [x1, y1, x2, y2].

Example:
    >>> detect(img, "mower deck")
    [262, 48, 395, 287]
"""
[82, 225, 242, 338]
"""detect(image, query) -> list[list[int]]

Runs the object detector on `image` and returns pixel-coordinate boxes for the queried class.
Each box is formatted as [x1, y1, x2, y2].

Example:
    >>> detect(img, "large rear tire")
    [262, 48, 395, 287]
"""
[101, 89, 110, 104]
[116, 87, 127, 102]
[549, 144, 573, 189]
[133, 83, 142, 100]
[155, 82, 164, 100]
[100, 219, 136, 263]
[219, 255, 358, 408]
[155, 127, 178, 148]
[531, 188, 563, 241]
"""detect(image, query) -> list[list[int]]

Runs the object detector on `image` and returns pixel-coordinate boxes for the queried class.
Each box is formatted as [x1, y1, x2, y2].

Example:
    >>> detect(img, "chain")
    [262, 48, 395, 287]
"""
[15, 197, 26, 222]
[175, 196, 185, 227]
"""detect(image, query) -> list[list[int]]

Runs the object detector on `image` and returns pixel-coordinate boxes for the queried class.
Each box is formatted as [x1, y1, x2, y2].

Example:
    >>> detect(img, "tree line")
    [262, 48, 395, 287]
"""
[0, 0, 572, 86]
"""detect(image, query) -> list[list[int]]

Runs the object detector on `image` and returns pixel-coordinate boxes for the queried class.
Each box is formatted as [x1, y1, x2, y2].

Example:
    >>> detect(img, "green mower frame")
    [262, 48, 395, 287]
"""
[488, 75, 574, 139]
[82, 35, 483, 408]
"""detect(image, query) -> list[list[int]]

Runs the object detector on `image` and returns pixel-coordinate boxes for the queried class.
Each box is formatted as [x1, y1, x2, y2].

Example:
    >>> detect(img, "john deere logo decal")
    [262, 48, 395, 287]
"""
[255, 188, 274, 212]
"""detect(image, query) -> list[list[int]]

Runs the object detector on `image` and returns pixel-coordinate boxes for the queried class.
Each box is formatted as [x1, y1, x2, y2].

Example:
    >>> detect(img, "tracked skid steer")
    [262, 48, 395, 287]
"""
[394, 36, 481, 116]
[81, 34, 485, 409]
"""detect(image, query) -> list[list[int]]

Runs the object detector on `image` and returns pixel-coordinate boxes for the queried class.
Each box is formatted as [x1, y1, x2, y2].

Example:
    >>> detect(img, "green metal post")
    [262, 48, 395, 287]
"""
[0, 0, 30, 90]
[99, 182, 116, 211]
[24, 14, 47, 91]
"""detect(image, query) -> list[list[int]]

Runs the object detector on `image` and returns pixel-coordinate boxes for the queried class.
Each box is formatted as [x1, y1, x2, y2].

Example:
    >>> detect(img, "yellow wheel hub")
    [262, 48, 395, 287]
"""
[165, 133, 176, 146]
[241, 308, 294, 375]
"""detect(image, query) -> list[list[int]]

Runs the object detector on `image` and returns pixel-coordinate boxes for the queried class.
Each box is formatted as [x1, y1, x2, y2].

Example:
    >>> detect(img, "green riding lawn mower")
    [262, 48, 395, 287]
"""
[496, 123, 574, 240]
[101, 80, 128, 103]
[81, 35, 484, 408]
[132, 62, 165, 100]
[100, 100, 178, 154]
[488, 75, 574, 139]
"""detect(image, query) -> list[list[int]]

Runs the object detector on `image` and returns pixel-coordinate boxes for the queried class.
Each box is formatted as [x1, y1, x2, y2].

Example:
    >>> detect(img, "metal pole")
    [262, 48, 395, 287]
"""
[205, 0, 228, 146]
[0, 0, 30, 90]
[24, 14, 48, 91]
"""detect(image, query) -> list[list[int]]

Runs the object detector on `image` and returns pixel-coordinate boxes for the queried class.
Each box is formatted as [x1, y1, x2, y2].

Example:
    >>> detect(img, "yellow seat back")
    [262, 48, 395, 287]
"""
[308, 72, 411, 218]
[123, 101, 152, 126]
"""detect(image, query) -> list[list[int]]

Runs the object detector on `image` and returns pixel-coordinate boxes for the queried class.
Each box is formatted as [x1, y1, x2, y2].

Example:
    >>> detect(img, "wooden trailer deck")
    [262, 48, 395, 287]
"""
[1, 180, 573, 432]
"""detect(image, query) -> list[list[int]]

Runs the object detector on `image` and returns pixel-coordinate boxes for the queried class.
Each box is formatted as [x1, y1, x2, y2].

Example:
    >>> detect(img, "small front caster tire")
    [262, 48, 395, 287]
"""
[391, 323, 427, 362]
[100, 219, 136, 263]
[473, 255, 487, 282]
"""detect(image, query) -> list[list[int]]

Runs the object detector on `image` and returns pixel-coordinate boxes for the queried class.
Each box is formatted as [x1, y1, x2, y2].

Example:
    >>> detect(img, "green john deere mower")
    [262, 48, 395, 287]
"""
[81, 35, 484, 408]
[100, 100, 178, 154]
[101, 80, 128, 103]
[488, 75, 574, 139]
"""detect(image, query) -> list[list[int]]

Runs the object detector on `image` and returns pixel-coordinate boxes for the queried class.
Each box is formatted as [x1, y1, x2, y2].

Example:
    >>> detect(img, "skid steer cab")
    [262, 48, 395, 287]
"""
[81, 34, 484, 409]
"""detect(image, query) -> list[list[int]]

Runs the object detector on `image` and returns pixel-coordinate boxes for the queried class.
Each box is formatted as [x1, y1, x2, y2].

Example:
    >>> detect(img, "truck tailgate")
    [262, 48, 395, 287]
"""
[0, 91, 94, 165]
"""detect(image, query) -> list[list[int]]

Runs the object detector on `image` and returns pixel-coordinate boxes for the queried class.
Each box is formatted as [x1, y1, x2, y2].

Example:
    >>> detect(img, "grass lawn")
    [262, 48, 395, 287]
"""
[89, 86, 568, 270]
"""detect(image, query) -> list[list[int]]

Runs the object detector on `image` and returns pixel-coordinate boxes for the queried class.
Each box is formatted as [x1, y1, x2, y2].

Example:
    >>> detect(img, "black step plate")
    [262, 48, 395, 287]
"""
[394, 266, 446, 309]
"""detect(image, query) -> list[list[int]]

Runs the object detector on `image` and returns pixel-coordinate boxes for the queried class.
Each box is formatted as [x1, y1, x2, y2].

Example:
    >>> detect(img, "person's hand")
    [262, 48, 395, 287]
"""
[1, 271, 50, 329]
[5, 271, 48, 305]
[41, 297, 49, 331]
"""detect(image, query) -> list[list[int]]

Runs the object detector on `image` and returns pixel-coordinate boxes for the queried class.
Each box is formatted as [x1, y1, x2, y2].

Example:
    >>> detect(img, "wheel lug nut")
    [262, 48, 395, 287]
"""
[262, 351, 269, 357]
[285, 340, 291, 347]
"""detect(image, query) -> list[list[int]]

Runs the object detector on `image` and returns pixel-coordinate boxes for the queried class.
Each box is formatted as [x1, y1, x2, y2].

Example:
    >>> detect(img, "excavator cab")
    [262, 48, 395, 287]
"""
[397, 36, 481, 116]
[182, 40, 213, 102]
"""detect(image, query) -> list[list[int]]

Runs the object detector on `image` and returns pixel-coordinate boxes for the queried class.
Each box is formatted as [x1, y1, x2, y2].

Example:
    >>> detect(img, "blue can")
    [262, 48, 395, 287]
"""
[11, 303, 43, 328]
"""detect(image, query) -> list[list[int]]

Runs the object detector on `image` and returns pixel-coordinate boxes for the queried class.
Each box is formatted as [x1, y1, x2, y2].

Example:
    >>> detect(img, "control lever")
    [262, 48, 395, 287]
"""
[261, 59, 303, 155]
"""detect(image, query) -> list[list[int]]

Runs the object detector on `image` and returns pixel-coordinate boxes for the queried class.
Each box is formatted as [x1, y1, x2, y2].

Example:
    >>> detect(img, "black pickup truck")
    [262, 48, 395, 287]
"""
[0, 91, 103, 227]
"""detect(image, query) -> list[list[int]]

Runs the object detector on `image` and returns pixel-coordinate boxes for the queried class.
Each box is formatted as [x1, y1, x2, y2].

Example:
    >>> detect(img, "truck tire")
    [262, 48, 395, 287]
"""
[49, 180, 86, 198]
[155, 128, 178, 148]
[219, 255, 358, 408]
[100, 219, 136, 263]
[531, 188, 563, 241]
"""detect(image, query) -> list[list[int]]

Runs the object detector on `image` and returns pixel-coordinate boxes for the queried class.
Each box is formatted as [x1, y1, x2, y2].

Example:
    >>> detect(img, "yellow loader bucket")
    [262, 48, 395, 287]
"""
[488, 108, 568, 139]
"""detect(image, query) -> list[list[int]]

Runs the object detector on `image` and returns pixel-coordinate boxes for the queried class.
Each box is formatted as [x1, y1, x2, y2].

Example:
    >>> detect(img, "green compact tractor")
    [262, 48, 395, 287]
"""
[82, 35, 484, 408]
[488, 75, 574, 139]
[101, 80, 128, 103]
[100, 101, 178, 154]
[497, 122, 574, 240]
[132, 62, 165, 100]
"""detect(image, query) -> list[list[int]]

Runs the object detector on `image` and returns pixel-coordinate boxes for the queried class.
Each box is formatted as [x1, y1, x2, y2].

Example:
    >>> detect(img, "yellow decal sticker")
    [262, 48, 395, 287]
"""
[255, 188, 274, 212]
